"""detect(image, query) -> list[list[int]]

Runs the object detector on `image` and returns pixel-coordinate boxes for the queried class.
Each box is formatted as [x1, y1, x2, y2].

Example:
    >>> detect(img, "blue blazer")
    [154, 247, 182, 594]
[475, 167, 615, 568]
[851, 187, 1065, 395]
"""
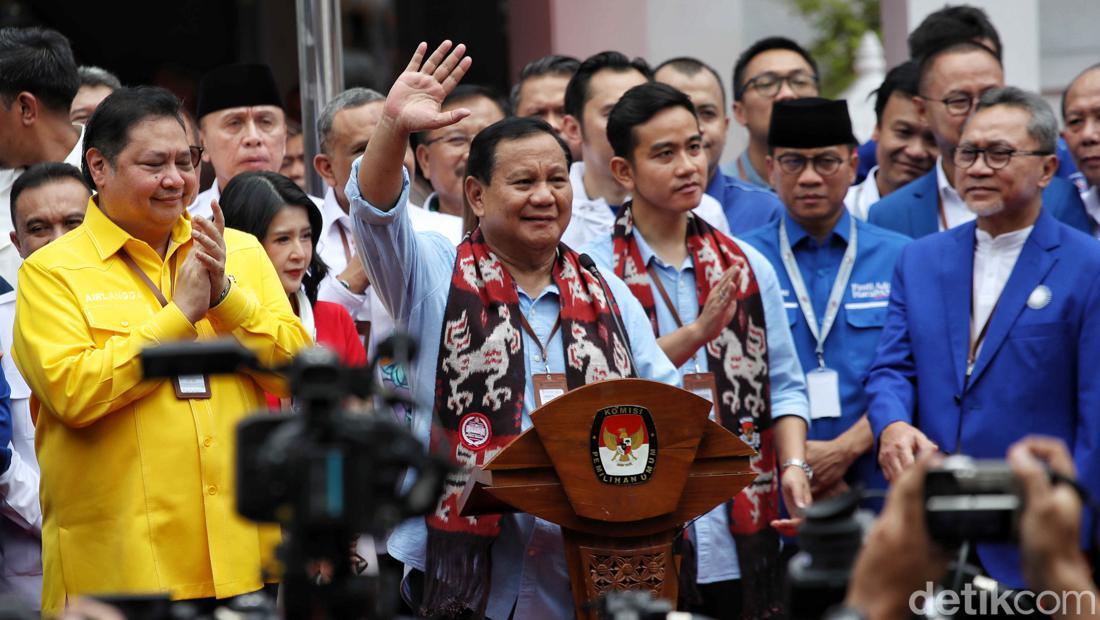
[866, 209, 1100, 587]
[867, 171, 1091, 238]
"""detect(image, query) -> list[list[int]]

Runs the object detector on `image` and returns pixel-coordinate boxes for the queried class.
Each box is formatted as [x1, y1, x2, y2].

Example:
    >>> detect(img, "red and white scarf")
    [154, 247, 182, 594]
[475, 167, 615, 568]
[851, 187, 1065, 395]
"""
[423, 227, 635, 616]
[611, 205, 782, 618]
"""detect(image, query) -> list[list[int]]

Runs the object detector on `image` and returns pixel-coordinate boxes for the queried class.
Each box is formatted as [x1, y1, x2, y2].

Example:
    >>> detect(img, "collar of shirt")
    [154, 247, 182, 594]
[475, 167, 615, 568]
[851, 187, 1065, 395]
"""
[783, 208, 852, 251]
[844, 165, 880, 220]
[972, 224, 1033, 345]
[737, 149, 770, 188]
[84, 196, 192, 261]
[65, 124, 86, 168]
[631, 225, 694, 273]
[935, 155, 975, 230]
[320, 187, 352, 236]
[1081, 185, 1100, 237]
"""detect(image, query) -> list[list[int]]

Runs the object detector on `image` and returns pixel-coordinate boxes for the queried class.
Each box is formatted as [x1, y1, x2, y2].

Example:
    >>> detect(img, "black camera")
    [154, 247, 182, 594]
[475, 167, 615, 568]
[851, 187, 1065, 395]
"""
[140, 336, 451, 619]
[924, 455, 1021, 545]
[786, 486, 874, 619]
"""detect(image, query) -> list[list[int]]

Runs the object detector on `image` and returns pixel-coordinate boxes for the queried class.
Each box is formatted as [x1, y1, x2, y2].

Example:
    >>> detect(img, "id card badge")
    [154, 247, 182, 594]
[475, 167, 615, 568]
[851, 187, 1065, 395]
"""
[806, 367, 841, 419]
[683, 372, 718, 420]
[533, 373, 568, 408]
[174, 374, 211, 400]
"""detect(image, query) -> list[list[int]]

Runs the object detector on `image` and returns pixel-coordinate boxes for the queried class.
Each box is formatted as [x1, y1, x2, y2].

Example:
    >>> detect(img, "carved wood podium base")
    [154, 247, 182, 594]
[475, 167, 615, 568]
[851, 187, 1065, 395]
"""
[562, 528, 678, 620]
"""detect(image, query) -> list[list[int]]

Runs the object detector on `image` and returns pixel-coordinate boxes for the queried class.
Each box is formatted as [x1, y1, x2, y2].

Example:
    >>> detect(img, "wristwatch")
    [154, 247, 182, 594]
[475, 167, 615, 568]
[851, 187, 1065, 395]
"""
[212, 275, 235, 307]
[782, 458, 814, 482]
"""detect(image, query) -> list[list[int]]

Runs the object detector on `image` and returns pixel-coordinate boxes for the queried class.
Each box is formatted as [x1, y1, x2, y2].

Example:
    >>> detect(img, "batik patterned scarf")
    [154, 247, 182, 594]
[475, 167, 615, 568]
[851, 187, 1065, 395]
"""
[611, 205, 781, 618]
[423, 227, 635, 616]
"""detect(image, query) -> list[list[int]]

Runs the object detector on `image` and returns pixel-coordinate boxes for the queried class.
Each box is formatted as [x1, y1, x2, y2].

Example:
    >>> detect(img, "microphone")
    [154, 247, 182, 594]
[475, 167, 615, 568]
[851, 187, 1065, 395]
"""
[578, 253, 638, 375]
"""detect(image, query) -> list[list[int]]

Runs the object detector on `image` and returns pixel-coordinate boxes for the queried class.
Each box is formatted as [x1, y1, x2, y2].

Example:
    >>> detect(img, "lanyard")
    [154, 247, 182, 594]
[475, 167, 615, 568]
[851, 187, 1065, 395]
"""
[118, 250, 177, 307]
[517, 312, 561, 375]
[779, 216, 858, 368]
[646, 263, 703, 374]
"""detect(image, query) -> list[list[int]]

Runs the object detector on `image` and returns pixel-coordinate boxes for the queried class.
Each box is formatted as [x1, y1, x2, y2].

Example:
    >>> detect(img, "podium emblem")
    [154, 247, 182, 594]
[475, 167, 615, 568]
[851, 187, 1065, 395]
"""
[590, 405, 658, 485]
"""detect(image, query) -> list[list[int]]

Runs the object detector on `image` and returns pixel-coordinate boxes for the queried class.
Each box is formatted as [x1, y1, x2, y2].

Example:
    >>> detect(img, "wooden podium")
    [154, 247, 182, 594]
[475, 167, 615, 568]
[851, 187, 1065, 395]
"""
[458, 378, 757, 619]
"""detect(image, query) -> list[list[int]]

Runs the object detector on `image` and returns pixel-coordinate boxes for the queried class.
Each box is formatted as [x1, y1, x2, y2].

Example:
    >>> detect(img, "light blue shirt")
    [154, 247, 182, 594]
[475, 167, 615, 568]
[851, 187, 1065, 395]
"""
[346, 161, 681, 620]
[583, 228, 809, 584]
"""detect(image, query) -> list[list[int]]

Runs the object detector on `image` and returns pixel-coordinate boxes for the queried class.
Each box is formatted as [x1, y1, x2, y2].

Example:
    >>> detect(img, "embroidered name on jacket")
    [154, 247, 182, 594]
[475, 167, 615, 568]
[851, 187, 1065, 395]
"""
[849, 281, 890, 300]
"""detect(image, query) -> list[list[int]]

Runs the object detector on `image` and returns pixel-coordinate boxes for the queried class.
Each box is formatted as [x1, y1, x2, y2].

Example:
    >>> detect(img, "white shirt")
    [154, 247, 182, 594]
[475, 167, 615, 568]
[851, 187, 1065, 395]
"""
[1081, 185, 1100, 238]
[0, 124, 85, 286]
[844, 165, 881, 220]
[0, 282, 41, 609]
[936, 156, 976, 231]
[317, 187, 463, 358]
[971, 225, 1033, 356]
[189, 179, 324, 222]
[560, 161, 731, 250]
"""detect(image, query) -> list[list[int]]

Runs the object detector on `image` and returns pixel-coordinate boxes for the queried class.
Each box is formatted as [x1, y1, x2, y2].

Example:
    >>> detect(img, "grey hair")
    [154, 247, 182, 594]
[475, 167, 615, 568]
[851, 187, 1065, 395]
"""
[974, 86, 1058, 152]
[317, 87, 385, 154]
[77, 65, 122, 90]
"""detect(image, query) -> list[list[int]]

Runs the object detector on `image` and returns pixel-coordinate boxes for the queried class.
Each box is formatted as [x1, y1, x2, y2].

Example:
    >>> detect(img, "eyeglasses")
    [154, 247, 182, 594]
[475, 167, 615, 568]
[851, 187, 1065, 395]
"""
[952, 146, 1053, 170]
[189, 145, 204, 168]
[421, 134, 473, 149]
[775, 153, 845, 176]
[919, 93, 979, 117]
[742, 71, 819, 98]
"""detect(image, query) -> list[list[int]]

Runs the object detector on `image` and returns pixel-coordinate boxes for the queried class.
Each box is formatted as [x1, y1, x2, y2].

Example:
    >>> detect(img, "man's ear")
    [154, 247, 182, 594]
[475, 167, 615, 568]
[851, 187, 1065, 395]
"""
[200, 131, 212, 164]
[313, 153, 337, 188]
[16, 92, 38, 126]
[562, 114, 583, 146]
[609, 156, 635, 192]
[765, 153, 778, 188]
[847, 148, 859, 187]
[415, 144, 432, 181]
[85, 148, 110, 189]
[464, 176, 487, 217]
[1037, 153, 1059, 190]
[732, 100, 747, 127]
[9, 231, 20, 258]
[913, 95, 928, 124]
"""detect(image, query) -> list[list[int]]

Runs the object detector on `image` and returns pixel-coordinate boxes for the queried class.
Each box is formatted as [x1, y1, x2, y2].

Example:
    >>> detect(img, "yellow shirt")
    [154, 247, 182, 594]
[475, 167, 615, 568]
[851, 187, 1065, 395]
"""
[13, 200, 312, 613]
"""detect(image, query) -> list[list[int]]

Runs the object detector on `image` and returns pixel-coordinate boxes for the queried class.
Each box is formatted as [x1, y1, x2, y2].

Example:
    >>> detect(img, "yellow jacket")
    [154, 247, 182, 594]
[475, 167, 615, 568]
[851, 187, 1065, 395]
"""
[13, 200, 312, 613]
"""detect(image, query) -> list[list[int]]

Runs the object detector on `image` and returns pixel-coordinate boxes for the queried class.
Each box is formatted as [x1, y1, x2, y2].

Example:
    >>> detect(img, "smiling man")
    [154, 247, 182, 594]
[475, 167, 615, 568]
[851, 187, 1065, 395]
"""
[866, 87, 1100, 593]
[741, 99, 909, 520]
[12, 86, 310, 613]
[845, 61, 936, 219]
[583, 82, 810, 619]
[349, 42, 680, 619]
[188, 63, 289, 221]
[868, 42, 1091, 237]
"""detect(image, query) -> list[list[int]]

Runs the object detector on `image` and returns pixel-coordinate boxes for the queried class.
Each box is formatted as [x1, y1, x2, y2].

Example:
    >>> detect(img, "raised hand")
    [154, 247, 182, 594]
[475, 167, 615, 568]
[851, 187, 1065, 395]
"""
[384, 41, 473, 135]
[174, 247, 213, 324]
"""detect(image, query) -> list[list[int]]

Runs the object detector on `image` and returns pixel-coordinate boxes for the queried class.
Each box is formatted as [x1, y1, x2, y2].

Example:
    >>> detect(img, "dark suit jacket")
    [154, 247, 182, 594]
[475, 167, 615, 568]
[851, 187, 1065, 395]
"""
[867, 170, 1091, 238]
[866, 209, 1100, 587]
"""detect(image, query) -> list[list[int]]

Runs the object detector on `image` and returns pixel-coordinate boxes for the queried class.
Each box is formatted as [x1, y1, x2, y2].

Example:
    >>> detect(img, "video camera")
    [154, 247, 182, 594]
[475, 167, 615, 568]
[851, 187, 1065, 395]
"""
[139, 335, 452, 619]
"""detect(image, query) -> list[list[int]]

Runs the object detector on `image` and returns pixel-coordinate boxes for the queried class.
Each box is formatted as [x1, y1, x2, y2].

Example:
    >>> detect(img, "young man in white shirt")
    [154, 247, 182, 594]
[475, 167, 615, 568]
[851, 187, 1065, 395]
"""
[560, 51, 729, 250]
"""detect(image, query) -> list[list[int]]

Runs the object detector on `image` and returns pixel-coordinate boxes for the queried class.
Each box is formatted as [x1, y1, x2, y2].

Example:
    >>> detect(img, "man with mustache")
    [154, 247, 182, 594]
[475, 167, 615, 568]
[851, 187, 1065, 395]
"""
[584, 82, 810, 619]
[867, 87, 1100, 595]
[867, 42, 1090, 237]
[742, 98, 909, 513]
[188, 63, 291, 221]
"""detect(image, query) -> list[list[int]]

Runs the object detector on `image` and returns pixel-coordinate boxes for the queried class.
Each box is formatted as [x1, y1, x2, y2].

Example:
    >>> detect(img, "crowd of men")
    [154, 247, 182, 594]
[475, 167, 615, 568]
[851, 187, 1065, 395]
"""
[1, 4, 1100, 619]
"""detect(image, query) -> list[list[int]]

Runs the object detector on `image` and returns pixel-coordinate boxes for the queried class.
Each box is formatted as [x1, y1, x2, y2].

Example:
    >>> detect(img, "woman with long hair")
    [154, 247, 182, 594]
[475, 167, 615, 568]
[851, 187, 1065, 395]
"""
[219, 171, 365, 367]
